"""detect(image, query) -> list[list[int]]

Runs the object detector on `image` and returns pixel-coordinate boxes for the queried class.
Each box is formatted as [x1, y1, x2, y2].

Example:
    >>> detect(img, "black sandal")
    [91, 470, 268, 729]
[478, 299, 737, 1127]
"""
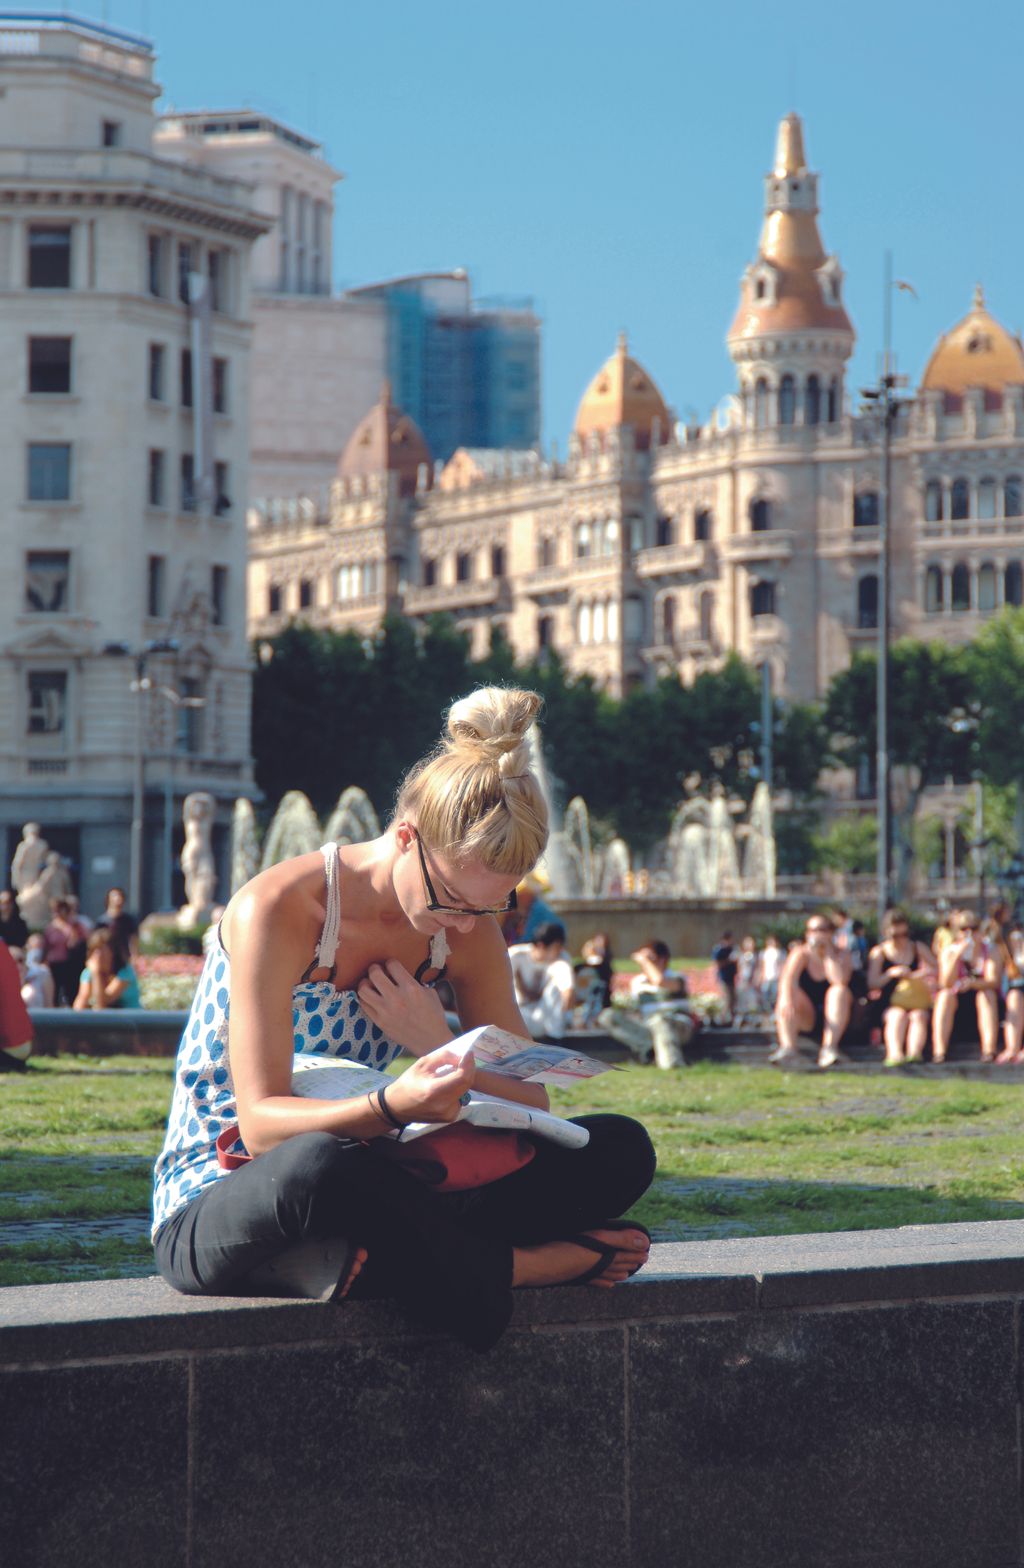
[561, 1220, 652, 1285]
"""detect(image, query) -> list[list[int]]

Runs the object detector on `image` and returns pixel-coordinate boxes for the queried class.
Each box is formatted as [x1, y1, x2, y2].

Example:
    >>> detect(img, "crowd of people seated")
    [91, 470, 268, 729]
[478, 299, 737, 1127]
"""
[0, 885, 141, 1016]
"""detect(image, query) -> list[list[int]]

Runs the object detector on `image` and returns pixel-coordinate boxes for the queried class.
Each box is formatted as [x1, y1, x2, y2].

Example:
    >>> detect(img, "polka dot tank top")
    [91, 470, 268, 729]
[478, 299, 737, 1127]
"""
[151, 843, 402, 1238]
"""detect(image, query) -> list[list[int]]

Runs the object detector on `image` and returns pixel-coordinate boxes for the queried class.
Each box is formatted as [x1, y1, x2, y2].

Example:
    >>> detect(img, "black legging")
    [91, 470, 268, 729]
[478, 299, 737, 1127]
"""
[154, 1114, 656, 1352]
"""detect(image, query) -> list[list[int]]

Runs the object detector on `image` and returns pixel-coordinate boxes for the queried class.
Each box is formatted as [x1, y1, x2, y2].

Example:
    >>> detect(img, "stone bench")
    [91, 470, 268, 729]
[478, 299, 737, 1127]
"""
[4, 1222, 1024, 1567]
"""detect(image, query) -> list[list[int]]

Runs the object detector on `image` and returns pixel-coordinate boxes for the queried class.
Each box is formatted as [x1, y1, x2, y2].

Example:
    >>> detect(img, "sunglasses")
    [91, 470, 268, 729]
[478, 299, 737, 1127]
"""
[414, 833, 517, 919]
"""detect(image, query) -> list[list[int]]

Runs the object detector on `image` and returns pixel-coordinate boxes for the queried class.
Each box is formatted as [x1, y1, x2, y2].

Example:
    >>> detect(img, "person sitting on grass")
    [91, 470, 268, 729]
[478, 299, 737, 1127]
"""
[151, 687, 655, 1352]
[72, 927, 142, 1011]
[931, 909, 1002, 1064]
[508, 920, 576, 1041]
[867, 908, 936, 1066]
[771, 914, 852, 1069]
[0, 940, 33, 1071]
[996, 919, 1024, 1064]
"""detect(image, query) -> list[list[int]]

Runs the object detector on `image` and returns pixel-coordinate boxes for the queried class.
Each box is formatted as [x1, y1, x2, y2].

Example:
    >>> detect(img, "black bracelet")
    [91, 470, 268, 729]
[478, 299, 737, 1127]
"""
[375, 1085, 404, 1132]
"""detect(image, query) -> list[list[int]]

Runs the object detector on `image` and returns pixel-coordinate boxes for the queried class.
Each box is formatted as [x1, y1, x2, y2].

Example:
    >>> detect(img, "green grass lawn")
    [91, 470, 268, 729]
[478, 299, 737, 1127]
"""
[3, 1055, 1024, 1286]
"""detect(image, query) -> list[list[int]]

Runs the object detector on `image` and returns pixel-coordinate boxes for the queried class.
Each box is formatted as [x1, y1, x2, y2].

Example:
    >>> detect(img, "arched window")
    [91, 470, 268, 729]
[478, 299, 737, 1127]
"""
[750, 497, 771, 532]
[694, 508, 713, 541]
[1006, 561, 1023, 606]
[662, 594, 676, 644]
[924, 565, 943, 614]
[951, 561, 970, 611]
[857, 574, 879, 629]
[853, 491, 880, 528]
[978, 563, 997, 612]
[538, 535, 554, 568]
[593, 600, 606, 642]
[827, 377, 840, 423]
[978, 478, 997, 520]
[750, 580, 776, 618]
[805, 374, 821, 426]
[575, 521, 591, 559]
[951, 478, 970, 520]
[925, 479, 944, 522]
[699, 590, 714, 642]
[655, 515, 673, 548]
[577, 601, 591, 643]
[778, 374, 796, 426]
[1005, 476, 1023, 518]
[607, 599, 619, 641]
[602, 518, 619, 557]
[754, 378, 769, 429]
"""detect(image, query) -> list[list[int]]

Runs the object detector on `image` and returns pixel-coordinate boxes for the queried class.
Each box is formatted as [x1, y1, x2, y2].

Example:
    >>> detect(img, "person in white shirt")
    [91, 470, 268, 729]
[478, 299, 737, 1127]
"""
[600, 940, 694, 1070]
[508, 921, 576, 1040]
[759, 933, 784, 1013]
[12, 941, 55, 1009]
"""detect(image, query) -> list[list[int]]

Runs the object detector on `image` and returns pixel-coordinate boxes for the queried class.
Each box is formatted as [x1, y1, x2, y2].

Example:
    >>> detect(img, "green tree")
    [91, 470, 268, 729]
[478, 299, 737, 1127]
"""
[811, 814, 878, 876]
[968, 607, 1024, 843]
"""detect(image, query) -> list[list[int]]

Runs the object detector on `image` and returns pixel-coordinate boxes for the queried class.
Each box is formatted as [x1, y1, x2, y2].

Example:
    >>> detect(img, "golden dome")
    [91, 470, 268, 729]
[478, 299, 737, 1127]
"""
[337, 383, 432, 496]
[920, 286, 1024, 396]
[574, 333, 671, 451]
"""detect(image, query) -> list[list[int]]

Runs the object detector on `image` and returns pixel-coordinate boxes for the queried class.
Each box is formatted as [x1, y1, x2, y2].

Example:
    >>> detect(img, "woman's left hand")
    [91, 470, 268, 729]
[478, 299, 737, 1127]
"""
[356, 960, 454, 1053]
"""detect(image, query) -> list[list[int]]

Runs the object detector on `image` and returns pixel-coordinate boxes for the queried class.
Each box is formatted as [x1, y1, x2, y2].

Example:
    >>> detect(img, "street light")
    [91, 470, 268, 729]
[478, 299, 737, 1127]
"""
[102, 637, 179, 913]
[154, 683, 206, 911]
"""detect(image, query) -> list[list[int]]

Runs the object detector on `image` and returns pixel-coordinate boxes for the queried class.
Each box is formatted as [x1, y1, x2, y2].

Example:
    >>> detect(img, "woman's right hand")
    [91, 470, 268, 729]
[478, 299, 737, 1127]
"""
[385, 1043, 476, 1127]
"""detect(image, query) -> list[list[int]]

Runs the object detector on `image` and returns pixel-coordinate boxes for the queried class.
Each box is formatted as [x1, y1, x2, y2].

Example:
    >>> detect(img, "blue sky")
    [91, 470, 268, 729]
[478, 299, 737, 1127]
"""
[66, 0, 1024, 443]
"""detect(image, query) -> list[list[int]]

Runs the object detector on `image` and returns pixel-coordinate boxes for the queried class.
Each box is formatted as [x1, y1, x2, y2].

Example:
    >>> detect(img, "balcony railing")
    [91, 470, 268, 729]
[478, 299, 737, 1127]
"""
[720, 530, 796, 565]
[633, 541, 709, 578]
[404, 577, 508, 614]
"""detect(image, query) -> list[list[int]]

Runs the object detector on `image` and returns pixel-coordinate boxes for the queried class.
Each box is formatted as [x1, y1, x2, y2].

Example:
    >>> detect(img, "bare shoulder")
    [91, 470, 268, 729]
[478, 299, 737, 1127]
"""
[221, 852, 326, 960]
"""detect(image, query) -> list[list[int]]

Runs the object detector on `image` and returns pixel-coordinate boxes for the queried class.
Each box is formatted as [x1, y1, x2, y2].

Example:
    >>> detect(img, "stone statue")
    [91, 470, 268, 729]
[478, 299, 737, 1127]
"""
[17, 851, 73, 931]
[179, 792, 217, 928]
[12, 823, 51, 928]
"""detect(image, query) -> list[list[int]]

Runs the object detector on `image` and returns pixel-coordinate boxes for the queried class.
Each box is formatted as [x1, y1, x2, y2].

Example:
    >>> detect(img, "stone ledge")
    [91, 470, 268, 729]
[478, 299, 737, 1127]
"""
[5, 1220, 1024, 1365]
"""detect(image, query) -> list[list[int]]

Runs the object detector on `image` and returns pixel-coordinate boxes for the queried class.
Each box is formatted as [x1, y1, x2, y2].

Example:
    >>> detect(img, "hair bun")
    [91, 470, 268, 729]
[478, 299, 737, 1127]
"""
[446, 688, 542, 774]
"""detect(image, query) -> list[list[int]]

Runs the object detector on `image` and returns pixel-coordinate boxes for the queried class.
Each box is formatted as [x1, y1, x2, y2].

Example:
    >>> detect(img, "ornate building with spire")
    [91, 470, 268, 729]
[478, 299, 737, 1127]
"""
[248, 113, 1024, 705]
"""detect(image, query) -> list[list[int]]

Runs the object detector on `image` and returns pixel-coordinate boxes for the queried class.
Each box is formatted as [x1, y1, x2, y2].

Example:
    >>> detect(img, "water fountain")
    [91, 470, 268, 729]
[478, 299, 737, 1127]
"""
[229, 787, 383, 892]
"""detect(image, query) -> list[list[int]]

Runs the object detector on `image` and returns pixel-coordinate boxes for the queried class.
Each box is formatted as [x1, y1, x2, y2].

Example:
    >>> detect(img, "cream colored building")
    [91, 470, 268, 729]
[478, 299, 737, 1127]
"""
[248, 111, 1024, 718]
[0, 15, 269, 911]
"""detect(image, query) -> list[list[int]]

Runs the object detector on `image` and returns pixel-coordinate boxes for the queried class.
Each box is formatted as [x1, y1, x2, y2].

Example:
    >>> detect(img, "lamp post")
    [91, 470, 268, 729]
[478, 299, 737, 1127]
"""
[102, 638, 179, 913]
[155, 684, 205, 911]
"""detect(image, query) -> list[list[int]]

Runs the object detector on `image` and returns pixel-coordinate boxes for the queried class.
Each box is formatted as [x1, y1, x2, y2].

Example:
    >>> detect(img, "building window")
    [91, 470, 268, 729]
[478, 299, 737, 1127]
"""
[925, 565, 944, 613]
[422, 558, 436, 588]
[978, 563, 997, 612]
[27, 671, 67, 736]
[577, 602, 592, 644]
[147, 234, 165, 297]
[951, 561, 970, 611]
[750, 498, 771, 532]
[28, 336, 72, 394]
[208, 249, 225, 312]
[268, 584, 282, 614]
[601, 519, 619, 556]
[593, 601, 606, 642]
[694, 508, 712, 542]
[27, 443, 71, 501]
[699, 590, 714, 642]
[180, 454, 195, 513]
[754, 378, 769, 428]
[214, 462, 231, 516]
[857, 574, 879, 629]
[147, 555, 166, 618]
[296, 192, 308, 292]
[177, 677, 202, 754]
[827, 378, 840, 423]
[211, 565, 228, 626]
[102, 119, 122, 147]
[750, 580, 776, 617]
[148, 342, 166, 401]
[361, 560, 379, 597]
[778, 374, 796, 426]
[574, 521, 591, 558]
[1005, 476, 1023, 518]
[148, 449, 166, 508]
[491, 544, 506, 578]
[655, 515, 673, 548]
[624, 596, 644, 643]
[805, 374, 821, 426]
[661, 594, 676, 644]
[178, 242, 194, 305]
[28, 226, 72, 288]
[978, 478, 997, 520]
[925, 479, 944, 522]
[951, 478, 970, 520]
[537, 614, 554, 650]
[26, 551, 70, 613]
[537, 536, 554, 568]
[456, 551, 472, 582]
[180, 348, 193, 408]
[1005, 562, 1023, 607]
[212, 357, 228, 414]
[853, 491, 880, 528]
[279, 186, 292, 290]
[299, 579, 313, 609]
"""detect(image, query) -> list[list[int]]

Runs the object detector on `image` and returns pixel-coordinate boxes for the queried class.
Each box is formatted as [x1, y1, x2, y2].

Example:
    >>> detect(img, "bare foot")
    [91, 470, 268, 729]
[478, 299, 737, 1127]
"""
[512, 1228, 651, 1290]
[336, 1245, 369, 1300]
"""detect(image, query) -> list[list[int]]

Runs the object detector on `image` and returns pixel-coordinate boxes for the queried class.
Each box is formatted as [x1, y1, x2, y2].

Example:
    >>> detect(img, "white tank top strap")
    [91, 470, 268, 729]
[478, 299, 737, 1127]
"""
[316, 841, 342, 973]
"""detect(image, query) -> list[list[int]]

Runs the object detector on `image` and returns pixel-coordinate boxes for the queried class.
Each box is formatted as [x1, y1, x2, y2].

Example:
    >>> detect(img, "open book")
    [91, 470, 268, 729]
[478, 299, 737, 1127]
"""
[291, 1025, 612, 1151]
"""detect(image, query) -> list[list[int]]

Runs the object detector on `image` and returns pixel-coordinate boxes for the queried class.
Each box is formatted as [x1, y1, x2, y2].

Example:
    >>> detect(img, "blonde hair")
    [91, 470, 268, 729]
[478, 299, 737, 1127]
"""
[395, 687, 548, 877]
